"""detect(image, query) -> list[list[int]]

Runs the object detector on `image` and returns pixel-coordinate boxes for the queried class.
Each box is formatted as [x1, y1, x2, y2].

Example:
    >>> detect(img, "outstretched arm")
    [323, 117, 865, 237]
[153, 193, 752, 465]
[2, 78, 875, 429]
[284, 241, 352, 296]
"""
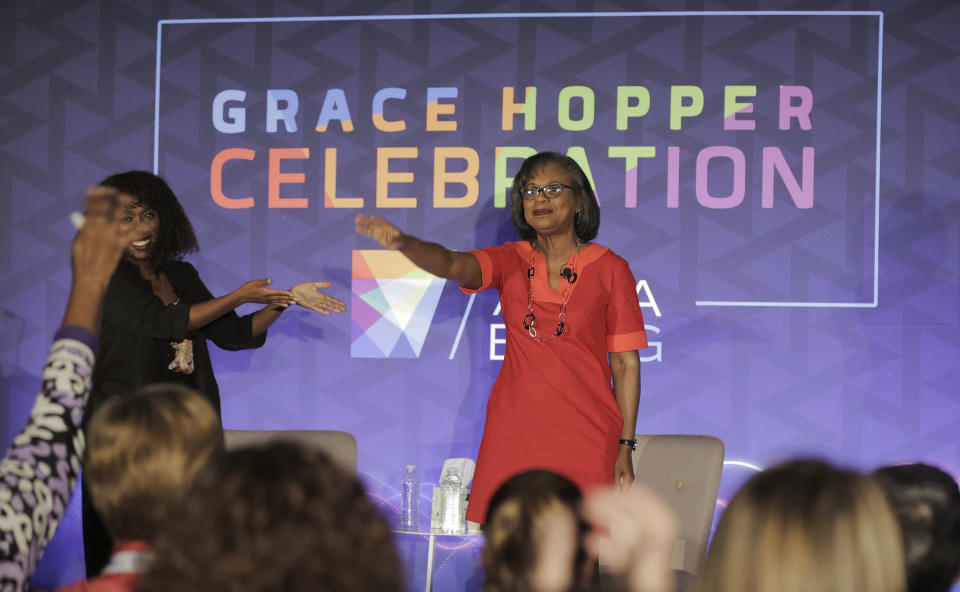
[355, 214, 482, 290]
[610, 349, 641, 489]
[0, 187, 127, 590]
[248, 281, 347, 336]
[187, 278, 295, 331]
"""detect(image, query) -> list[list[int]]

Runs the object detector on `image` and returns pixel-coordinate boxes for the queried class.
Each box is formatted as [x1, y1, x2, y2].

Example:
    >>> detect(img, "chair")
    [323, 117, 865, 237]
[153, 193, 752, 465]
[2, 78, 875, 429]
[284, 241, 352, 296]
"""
[630, 434, 725, 578]
[222, 429, 358, 474]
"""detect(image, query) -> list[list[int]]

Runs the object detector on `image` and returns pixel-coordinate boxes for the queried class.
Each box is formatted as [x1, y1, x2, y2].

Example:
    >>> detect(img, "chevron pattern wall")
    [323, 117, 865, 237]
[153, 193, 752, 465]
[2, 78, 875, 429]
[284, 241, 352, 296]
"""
[1, 2, 958, 589]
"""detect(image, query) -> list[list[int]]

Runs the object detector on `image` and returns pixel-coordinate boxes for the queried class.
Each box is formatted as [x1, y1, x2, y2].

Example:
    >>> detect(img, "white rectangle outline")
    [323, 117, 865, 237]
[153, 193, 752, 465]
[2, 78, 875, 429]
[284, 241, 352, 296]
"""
[154, 11, 883, 310]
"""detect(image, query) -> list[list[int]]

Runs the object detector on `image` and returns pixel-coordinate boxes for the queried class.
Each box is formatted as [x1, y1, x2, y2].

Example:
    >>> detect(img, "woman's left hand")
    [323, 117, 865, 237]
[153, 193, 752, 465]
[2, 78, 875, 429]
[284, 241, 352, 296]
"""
[615, 446, 636, 489]
[290, 282, 347, 315]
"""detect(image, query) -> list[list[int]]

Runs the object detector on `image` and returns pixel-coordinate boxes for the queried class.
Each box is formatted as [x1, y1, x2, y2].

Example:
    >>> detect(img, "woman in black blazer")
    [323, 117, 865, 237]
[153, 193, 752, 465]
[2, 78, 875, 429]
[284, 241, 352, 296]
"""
[82, 170, 345, 576]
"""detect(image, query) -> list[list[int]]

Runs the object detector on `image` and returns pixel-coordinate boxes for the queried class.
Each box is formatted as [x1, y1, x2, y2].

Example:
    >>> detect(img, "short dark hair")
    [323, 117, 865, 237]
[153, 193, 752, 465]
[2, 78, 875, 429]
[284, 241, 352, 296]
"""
[99, 171, 198, 269]
[873, 463, 960, 592]
[482, 470, 588, 592]
[140, 442, 403, 592]
[509, 152, 600, 243]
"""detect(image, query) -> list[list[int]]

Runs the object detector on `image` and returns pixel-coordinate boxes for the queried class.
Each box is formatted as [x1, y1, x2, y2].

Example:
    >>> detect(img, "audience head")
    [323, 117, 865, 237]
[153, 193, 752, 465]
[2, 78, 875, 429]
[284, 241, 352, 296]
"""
[699, 459, 905, 592]
[99, 170, 198, 269]
[483, 469, 589, 592]
[873, 463, 960, 592]
[84, 383, 222, 543]
[140, 441, 402, 592]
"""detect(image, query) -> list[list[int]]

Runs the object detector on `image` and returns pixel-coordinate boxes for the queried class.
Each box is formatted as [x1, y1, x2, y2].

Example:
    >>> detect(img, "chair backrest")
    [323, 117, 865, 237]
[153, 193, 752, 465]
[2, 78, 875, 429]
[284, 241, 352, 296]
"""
[222, 429, 358, 474]
[631, 433, 724, 576]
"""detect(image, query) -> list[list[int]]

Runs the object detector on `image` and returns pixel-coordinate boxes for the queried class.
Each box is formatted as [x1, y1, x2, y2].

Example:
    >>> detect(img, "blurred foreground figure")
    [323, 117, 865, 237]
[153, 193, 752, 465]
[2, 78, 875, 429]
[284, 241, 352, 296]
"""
[482, 470, 593, 592]
[56, 384, 222, 591]
[582, 485, 676, 592]
[699, 459, 905, 592]
[481, 470, 678, 592]
[0, 187, 127, 591]
[139, 442, 402, 592]
[874, 463, 960, 592]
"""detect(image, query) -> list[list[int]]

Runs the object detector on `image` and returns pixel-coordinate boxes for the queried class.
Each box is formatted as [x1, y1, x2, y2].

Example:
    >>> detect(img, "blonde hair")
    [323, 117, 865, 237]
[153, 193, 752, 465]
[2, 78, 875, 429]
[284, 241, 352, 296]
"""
[699, 459, 905, 592]
[84, 383, 223, 542]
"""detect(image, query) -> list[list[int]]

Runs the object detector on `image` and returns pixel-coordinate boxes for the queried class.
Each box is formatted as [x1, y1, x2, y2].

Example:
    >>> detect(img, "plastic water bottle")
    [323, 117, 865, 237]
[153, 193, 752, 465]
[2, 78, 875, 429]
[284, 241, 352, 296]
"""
[440, 467, 464, 534]
[401, 464, 420, 531]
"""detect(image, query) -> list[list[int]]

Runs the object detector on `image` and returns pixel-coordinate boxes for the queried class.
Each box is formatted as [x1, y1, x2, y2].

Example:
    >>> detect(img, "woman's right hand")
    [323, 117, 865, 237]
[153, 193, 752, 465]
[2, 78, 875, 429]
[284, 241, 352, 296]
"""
[355, 214, 405, 249]
[235, 278, 296, 307]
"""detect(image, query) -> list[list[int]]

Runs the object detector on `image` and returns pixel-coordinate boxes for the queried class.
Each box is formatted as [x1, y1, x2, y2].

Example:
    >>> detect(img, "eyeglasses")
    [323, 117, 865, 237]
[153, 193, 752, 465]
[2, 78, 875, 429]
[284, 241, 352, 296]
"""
[522, 183, 573, 200]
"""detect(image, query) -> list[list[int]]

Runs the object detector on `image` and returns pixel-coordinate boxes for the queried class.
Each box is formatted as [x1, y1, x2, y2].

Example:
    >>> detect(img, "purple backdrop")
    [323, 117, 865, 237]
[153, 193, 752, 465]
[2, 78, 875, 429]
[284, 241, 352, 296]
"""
[2, 1, 959, 589]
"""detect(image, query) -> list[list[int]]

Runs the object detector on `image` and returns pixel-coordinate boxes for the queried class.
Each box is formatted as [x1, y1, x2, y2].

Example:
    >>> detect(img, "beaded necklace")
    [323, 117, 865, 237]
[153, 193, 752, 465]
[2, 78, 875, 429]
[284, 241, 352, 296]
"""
[522, 240, 580, 341]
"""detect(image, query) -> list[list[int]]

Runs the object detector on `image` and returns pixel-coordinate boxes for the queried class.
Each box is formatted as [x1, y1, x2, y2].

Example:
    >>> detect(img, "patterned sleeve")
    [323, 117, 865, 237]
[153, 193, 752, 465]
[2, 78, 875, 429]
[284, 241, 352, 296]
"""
[0, 327, 97, 592]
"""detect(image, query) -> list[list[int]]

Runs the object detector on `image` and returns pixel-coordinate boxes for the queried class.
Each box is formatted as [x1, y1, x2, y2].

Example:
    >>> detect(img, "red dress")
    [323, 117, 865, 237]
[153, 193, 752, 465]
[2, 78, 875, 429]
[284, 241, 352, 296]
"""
[462, 241, 647, 523]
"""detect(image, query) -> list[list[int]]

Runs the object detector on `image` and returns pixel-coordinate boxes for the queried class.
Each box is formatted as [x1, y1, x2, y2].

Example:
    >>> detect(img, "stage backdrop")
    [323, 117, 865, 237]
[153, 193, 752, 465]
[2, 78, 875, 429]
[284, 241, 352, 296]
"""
[2, 1, 959, 589]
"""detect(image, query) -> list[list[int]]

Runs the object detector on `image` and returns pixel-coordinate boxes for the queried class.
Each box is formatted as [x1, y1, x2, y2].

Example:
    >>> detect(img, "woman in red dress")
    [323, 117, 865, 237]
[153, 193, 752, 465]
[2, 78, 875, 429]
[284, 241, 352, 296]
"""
[356, 152, 647, 523]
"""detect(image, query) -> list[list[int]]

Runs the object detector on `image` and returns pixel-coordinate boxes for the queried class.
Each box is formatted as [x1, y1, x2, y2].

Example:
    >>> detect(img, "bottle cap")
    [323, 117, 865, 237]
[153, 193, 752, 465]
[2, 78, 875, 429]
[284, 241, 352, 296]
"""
[406, 464, 416, 472]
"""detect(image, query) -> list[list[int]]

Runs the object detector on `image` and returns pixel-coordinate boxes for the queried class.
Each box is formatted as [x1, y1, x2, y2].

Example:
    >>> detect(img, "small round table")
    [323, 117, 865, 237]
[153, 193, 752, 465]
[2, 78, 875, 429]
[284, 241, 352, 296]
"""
[392, 526, 483, 591]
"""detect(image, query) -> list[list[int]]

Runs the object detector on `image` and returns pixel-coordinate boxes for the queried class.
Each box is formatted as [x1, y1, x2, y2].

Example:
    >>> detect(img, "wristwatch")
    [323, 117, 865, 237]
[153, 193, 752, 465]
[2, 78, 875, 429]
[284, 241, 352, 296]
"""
[619, 438, 637, 451]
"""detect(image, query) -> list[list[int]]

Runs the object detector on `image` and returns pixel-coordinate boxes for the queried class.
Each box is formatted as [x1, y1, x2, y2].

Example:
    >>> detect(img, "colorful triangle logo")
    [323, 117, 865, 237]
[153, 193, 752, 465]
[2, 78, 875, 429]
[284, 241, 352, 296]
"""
[351, 250, 446, 358]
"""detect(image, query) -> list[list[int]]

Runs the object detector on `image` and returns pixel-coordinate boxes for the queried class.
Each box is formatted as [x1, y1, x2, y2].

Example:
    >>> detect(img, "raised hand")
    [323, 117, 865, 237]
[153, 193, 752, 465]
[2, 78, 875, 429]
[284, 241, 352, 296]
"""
[582, 486, 677, 592]
[528, 502, 581, 592]
[63, 186, 131, 331]
[355, 214, 406, 249]
[72, 186, 129, 286]
[290, 281, 347, 315]
[236, 278, 296, 307]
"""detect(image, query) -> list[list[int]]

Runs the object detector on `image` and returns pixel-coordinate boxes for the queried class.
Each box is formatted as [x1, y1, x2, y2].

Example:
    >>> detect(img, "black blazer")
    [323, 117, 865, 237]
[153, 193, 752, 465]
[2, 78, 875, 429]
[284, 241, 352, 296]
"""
[89, 259, 266, 424]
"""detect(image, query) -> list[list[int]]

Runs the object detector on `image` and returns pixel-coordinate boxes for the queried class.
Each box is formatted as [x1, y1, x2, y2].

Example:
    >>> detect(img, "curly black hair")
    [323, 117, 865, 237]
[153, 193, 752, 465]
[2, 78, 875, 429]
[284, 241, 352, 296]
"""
[509, 152, 601, 243]
[139, 442, 403, 592]
[99, 171, 198, 270]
